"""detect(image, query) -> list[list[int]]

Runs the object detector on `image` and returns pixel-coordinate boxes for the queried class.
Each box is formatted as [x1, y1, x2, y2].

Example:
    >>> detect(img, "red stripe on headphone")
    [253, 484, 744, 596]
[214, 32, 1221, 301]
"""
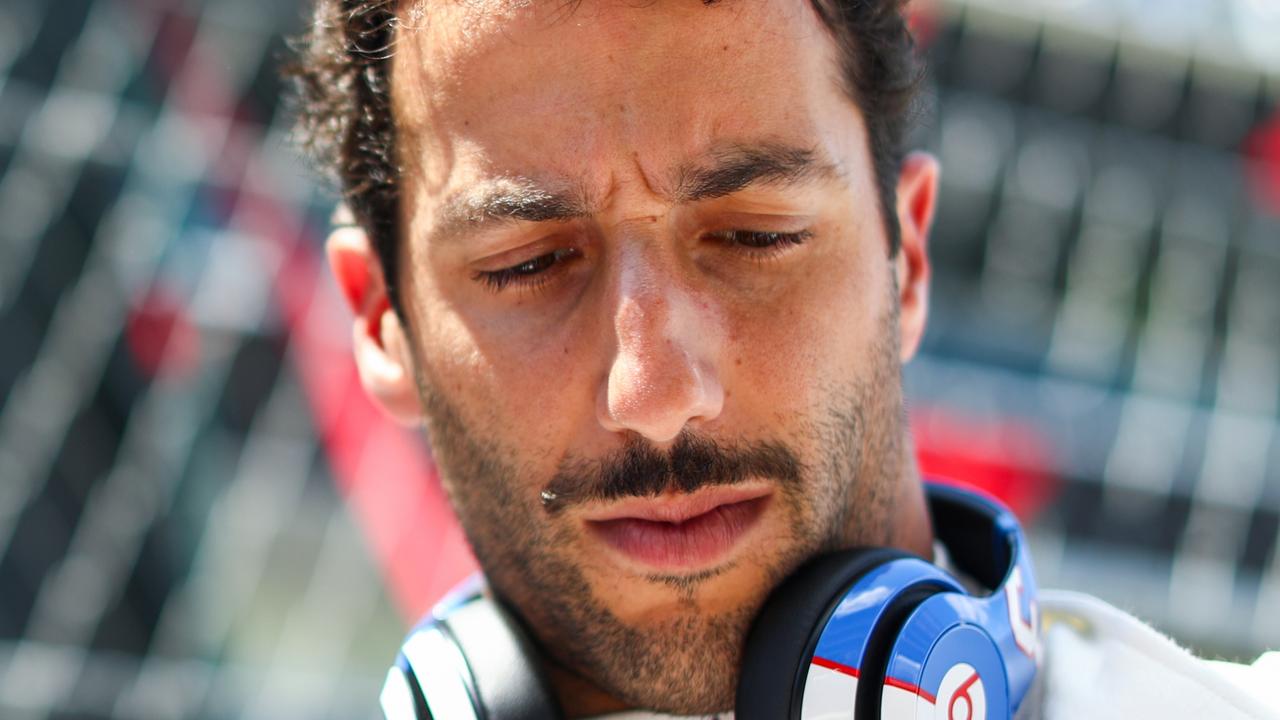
[810, 656, 860, 678]
[885, 676, 937, 705]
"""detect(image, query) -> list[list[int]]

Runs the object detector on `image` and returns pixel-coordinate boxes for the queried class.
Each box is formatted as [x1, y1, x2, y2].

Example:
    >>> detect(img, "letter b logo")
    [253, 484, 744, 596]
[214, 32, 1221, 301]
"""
[935, 663, 985, 720]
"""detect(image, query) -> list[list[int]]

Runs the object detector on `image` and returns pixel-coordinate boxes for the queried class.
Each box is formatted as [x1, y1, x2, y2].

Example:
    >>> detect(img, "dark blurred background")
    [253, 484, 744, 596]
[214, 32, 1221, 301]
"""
[0, 0, 1277, 717]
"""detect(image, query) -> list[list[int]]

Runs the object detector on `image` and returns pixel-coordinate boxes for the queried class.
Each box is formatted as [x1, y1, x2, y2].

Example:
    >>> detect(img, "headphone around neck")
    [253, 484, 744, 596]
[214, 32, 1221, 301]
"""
[380, 483, 1040, 720]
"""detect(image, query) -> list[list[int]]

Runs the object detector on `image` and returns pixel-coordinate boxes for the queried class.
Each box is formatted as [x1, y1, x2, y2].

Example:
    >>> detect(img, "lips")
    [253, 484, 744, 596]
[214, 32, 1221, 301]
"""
[583, 486, 772, 572]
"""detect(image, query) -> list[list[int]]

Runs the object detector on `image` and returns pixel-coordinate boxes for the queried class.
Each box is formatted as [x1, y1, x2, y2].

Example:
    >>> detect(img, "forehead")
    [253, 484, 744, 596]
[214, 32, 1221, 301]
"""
[390, 0, 854, 200]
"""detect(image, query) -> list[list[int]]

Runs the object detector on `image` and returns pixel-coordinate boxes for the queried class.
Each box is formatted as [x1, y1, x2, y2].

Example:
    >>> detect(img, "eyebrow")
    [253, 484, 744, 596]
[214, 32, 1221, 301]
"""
[429, 142, 839, 245]
[673, 142, 841, 202]
[431, 178, 592, 245]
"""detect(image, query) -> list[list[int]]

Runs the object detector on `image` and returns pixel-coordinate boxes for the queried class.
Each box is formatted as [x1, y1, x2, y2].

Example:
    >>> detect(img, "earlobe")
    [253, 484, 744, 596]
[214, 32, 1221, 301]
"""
[326, 219, 424, 426]
[894, 152, 938, 363]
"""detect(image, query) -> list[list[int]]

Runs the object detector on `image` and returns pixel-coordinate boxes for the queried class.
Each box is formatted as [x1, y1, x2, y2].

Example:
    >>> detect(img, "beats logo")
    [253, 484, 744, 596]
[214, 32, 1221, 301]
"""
[935, 664, 985, 720]
[1004, 566, 1038, 661]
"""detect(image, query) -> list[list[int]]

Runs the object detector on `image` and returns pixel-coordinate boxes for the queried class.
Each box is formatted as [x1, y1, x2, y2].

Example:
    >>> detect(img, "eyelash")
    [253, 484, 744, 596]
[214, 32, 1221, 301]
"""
[473, 230, 811, 294]
[473, 247, 583, 293]
[705, 229, 812, 257]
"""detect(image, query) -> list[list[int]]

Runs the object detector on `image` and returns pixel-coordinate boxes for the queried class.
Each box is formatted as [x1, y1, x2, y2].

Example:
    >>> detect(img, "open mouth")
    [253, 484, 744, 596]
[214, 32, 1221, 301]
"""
[583, 487, 772, 572]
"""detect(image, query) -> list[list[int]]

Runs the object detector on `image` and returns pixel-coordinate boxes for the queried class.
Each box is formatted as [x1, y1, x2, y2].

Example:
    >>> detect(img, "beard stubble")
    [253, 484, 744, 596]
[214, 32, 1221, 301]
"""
[411, 297, 908, 714]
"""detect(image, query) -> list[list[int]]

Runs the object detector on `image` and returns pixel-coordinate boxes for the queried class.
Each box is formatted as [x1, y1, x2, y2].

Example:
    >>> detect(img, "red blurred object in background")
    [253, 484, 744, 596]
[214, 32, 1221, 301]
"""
[908, 0, 940, 48]
[913, 407, 1060, 523]
[1245, 111, 1280, 215]
[125, 285, 201, 380]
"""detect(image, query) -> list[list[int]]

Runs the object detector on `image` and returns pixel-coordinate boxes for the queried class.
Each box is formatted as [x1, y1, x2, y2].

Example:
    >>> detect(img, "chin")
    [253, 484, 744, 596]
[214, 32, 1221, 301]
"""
[600, 645, 740, 716]
[577, 583, 765, 715]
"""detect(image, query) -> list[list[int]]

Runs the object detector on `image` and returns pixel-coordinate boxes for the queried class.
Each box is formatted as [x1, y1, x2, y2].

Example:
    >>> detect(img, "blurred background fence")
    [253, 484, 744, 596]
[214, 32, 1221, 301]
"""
[0, 0, 1277, 717]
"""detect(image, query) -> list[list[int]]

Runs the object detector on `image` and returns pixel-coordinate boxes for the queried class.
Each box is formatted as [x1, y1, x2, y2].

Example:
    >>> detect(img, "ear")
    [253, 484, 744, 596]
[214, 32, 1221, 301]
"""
[326, 214, 424, 426]
[893, 152, 938, 363]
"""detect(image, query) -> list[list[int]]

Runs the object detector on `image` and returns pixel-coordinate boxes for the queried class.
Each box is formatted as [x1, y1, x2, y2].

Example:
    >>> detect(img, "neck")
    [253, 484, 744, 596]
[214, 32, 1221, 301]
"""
[546, 657, 630, 718]
[886, 438, 934, 559]
[891, 473, 935, 560]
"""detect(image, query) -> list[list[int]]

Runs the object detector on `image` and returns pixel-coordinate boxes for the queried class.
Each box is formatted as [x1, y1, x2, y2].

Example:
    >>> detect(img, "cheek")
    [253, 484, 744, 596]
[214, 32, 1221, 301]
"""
[726, 237, 889, 426]
[489, 330, 599, 442]
[413, 291, 597, 462]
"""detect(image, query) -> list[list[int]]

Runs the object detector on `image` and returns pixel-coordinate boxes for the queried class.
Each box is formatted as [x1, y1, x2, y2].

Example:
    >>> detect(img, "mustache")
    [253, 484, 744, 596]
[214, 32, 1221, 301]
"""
[540, 432, 802, 515]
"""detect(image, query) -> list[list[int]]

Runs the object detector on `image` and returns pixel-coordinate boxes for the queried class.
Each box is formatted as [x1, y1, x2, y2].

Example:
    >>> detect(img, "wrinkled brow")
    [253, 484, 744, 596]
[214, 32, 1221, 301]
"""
[428, 143, 838, 245]
[430, 178, 592, 245]
[674, 142, 840, 202]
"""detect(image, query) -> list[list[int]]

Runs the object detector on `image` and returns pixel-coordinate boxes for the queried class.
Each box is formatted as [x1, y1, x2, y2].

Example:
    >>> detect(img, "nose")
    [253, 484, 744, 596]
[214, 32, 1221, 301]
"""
[597, 258, 725, 443]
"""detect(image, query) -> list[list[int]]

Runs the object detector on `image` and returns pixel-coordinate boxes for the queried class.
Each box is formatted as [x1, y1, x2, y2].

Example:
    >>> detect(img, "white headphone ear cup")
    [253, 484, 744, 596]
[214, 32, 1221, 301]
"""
[442, 597, 564, 720]
[390, 596, 564, 720]
[381, 663, 431, 720]
[396, 625, 480, 720]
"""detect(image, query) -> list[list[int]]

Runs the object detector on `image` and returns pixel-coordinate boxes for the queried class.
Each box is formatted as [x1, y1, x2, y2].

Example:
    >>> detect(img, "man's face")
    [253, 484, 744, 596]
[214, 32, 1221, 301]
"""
[370, 0, 933, 713]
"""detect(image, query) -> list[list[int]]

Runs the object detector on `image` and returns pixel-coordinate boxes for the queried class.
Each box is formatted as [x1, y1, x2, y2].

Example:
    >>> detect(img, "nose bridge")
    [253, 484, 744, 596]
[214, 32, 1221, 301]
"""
[613, 237, 712, 375]
[615, 246, 675, 353]
[599, 240, 724, 442]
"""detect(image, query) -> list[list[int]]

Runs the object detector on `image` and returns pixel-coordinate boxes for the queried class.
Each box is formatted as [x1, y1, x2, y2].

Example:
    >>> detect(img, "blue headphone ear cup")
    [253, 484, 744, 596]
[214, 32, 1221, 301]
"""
[736, 547, 912, 720]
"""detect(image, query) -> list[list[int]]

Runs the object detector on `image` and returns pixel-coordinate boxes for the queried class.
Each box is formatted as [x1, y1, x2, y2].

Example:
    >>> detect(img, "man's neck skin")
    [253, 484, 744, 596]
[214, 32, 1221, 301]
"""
[892, 469, 935, 561]
[548, 660, 631, 718]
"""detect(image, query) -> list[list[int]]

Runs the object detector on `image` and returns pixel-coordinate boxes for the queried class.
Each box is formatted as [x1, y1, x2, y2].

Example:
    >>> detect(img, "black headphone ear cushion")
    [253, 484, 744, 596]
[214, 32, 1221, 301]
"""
[736, 547, 912, 720]
[441, 597, 564, 720]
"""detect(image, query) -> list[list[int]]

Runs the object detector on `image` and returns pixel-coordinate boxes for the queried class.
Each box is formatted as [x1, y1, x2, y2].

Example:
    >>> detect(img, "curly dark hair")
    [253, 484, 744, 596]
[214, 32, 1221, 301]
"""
[286, 0, 921, 315]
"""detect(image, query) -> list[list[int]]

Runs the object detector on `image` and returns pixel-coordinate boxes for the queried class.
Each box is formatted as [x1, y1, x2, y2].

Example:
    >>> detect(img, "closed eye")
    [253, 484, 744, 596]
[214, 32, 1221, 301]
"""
[473, 247, 582, 293]
[472, 229, 810, 294]
[705, 229, 812, 255]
